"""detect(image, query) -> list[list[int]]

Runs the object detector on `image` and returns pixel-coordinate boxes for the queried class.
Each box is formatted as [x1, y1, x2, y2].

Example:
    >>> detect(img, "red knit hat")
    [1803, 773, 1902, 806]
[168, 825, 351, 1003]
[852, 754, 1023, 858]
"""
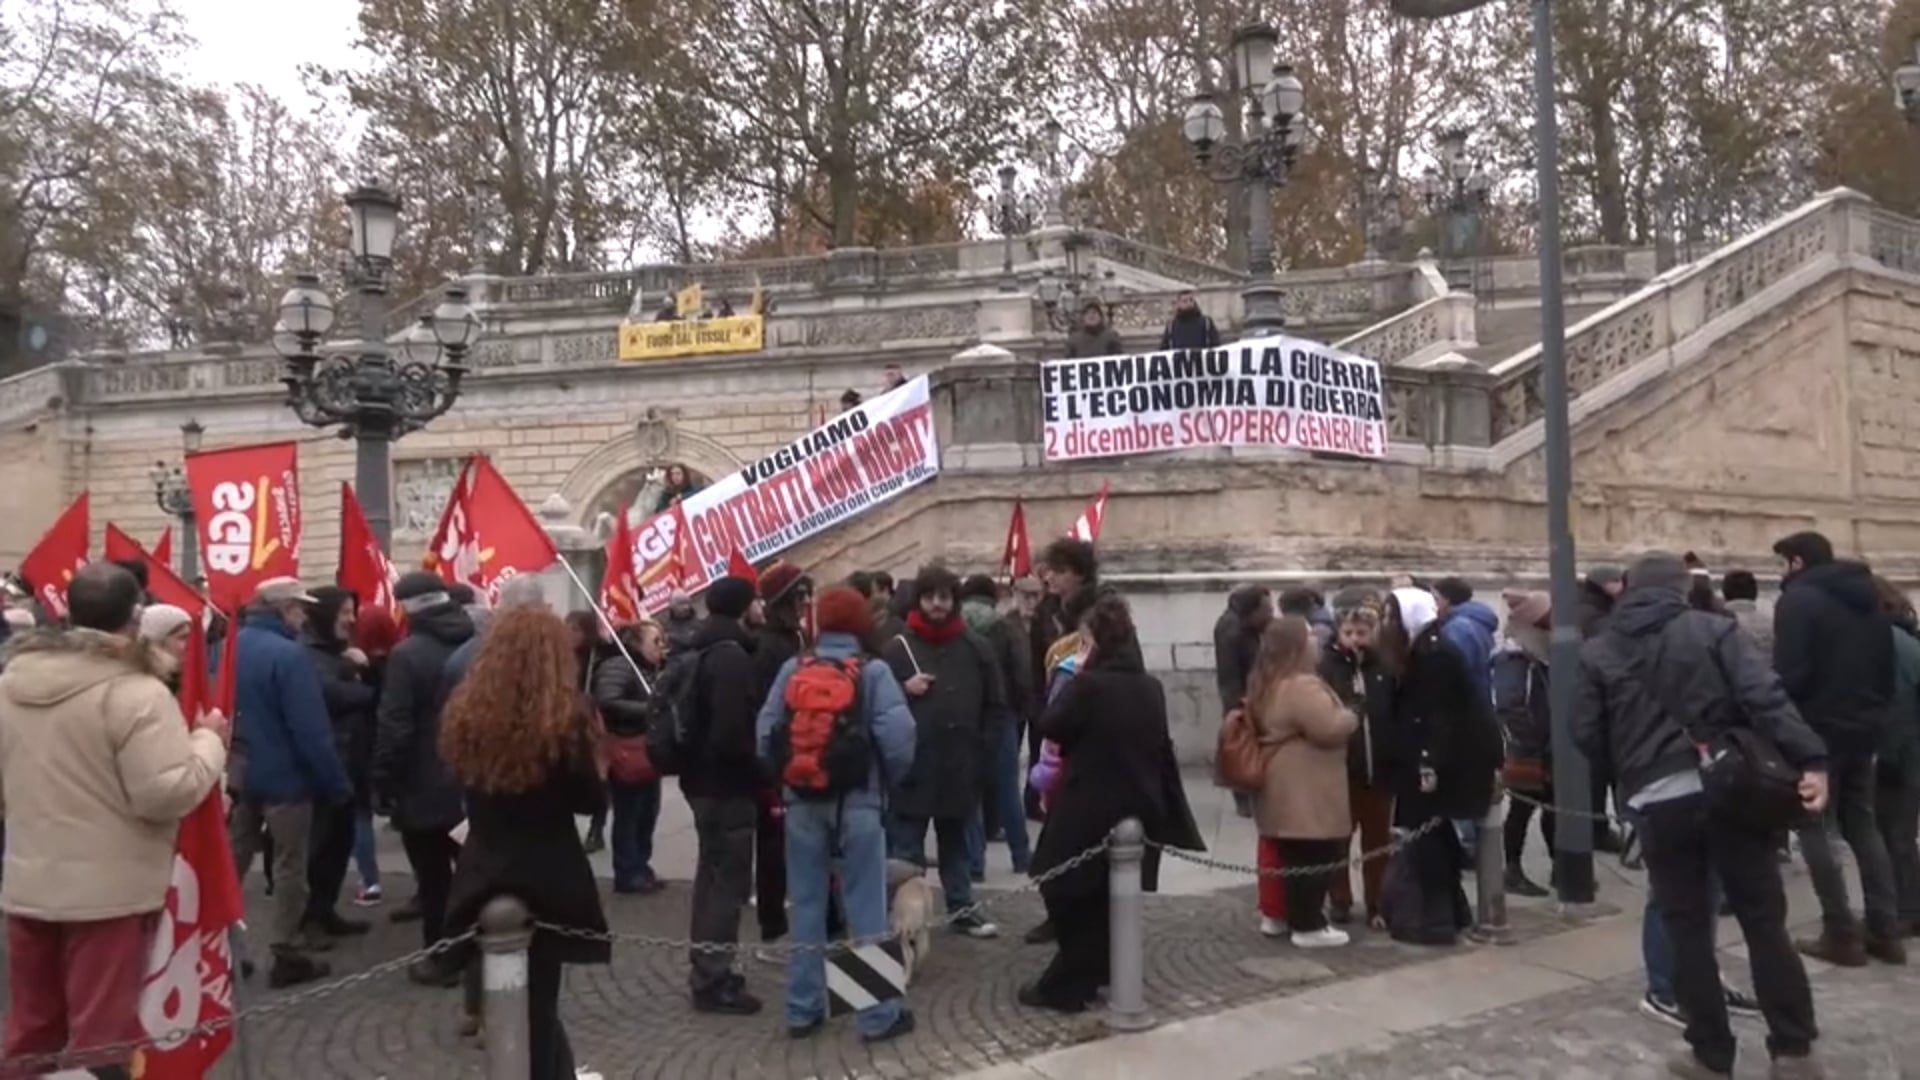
[813, 585, 872, 638]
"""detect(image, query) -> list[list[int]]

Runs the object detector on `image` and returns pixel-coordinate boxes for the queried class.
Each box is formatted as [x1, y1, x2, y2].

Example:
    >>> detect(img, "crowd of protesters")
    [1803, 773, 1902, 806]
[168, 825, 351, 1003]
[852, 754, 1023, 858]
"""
[2, 522, 1915, 1079]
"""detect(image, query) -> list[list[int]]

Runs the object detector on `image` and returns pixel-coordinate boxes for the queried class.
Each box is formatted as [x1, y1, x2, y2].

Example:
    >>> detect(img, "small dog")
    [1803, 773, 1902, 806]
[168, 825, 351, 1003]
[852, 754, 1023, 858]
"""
[887, 858, 935, 985]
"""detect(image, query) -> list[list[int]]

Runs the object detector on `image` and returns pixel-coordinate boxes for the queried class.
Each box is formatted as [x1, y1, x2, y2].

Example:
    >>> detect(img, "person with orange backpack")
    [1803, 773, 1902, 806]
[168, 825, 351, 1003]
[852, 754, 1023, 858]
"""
[757, 585, 918, 1043]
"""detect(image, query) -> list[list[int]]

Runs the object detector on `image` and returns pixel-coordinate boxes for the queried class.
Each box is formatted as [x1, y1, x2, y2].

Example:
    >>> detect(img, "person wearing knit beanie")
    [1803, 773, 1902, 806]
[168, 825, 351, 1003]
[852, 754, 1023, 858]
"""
[138, 603, 195, 659]
[814, 585, 873, 639]
[705, 575, 758, 620]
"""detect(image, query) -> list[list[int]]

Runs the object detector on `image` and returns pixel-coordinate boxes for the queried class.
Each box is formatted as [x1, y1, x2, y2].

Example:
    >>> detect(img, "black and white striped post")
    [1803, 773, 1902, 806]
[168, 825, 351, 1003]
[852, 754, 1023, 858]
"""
[826, 940, 908, 1016]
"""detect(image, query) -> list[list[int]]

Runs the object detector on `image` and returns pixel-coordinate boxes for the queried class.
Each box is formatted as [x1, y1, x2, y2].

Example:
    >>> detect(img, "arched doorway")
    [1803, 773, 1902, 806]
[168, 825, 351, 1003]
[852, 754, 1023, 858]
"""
[584, 462, 716, 529]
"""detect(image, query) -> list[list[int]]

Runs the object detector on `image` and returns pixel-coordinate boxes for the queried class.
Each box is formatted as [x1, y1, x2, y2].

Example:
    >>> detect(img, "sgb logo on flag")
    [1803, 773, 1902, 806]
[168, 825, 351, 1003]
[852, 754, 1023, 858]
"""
[186, 441, 302, 614]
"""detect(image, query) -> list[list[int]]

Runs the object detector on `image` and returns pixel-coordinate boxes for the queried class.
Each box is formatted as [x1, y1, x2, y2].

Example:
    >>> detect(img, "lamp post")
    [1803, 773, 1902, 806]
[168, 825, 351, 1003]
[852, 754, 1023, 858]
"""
[1181, 24, 1306, 337]
[277, 183, 477, 555]
[985, 164, 1039, 291]
[1357, 163, 1398, 263]
[1388, 0, 1592, 905]
[149, 419, 206, 580]
[1422, 129, 1493, 287]
[1896, 36, 1920, 127]
[1032, 118, 1082, 228]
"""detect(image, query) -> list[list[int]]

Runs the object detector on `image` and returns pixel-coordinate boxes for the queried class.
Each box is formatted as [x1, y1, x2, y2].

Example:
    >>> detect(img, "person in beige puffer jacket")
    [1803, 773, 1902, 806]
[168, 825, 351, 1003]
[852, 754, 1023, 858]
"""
[0, 562, 229, 1067]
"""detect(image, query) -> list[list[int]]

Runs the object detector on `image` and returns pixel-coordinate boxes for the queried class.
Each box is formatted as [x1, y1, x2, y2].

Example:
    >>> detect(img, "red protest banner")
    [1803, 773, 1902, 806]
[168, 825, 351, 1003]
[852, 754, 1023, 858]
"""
[1068, 480, 1109, 543]
[185, 441, 301, 614]
[18, 492, 89, 620]
[1002, 498, 1032, 580]
[133, 615, 243, 1078]
[423, 456, 558, 603]
[151, 526, 174, 571]
[630, 376, 940, 613]
[600, 502, 641, 624]
[337, 483, 397, 615]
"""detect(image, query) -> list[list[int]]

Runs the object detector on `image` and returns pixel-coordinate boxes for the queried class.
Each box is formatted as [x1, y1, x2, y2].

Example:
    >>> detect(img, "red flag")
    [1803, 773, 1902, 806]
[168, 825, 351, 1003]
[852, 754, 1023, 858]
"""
[1002, 499, 1032, 579]
[337, 484, 397, 615]
[1067, 480, 1110, 543]
[152, 526, 174, 571]
[727, 548, 757, 584]
[185, 440, 302, 615]
[104, 524, 208, 621]
[423, 456, 559, 603]
[134, 614, 243, 1077]
[19, 492, 89, 619]
[600, 503, 641, 625]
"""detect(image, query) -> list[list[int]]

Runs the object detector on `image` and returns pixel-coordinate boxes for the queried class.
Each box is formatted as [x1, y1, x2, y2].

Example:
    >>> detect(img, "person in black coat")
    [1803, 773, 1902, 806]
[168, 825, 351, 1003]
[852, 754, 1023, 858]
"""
[1021, 592, 1203, 1013]
[301, 586, 377, 938]
[679, 574, 767, 1015]
[750, 561, 812, 945]
[440, 607, 609, 1080]
[592, 621, 667, 894]
[373, 571, 477, 985]
[1319, 600, 1398, 926]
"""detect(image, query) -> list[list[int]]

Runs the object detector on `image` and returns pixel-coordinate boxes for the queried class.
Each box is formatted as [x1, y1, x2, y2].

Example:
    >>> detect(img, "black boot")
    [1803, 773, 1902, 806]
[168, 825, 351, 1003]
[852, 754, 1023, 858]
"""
[268, 948, 331, 989]
[1505, 864, 1549, 898]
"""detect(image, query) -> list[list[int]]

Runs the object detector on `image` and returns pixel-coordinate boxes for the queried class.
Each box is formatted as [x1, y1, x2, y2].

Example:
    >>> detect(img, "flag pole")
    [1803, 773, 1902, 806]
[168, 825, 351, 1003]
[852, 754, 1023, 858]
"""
[552, 559, 653, 696]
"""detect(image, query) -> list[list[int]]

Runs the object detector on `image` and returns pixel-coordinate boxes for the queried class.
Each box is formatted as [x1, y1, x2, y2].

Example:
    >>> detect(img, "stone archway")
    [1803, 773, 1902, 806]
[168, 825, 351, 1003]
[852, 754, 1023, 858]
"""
[557, 415, 745, 533]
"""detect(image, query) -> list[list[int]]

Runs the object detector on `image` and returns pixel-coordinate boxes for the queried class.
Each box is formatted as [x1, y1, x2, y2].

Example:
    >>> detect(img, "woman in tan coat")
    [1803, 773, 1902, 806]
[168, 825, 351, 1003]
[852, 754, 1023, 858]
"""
[1250, 616, 1358, 948]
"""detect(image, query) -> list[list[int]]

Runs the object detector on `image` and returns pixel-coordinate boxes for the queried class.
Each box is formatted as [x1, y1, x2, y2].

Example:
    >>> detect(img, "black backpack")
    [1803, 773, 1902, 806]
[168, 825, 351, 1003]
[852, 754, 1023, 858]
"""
[644, 641, 733, 777]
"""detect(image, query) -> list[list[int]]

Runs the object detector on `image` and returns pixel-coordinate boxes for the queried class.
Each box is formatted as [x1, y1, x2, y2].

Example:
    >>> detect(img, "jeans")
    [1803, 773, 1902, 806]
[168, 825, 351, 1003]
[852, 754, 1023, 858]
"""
[305, 800, 358, 922]
[888, 815, 975, 915]
[1276, 838, 1344, 933]
[608, 778, 663, 889]
[398, 829, 461, 952]
[783, 801, 903, 1038]
[966, 811, 986, 880]
[993, 722, 1031, 871]
[1640, 793, 1817, 1072]
[1796, 750, 1900, 941]
[1645, 866, 1720, 1000]
[230, 796, 313, 950]
[1874, 752, 1920, 925]
[352, 812, 380, 889]
[687, 794, 756, 994]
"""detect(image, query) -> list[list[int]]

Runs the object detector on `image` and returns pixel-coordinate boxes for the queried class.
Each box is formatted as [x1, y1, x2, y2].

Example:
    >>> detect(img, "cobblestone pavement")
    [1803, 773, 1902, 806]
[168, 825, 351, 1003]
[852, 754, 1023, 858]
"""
[1267, 953, 1920, 1079]
[172, 870, 1594, 1079]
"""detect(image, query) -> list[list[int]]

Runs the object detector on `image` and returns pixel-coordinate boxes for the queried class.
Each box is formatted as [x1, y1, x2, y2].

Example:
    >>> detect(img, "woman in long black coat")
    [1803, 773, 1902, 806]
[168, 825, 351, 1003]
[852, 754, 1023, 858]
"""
[1022, 591, 1204, 1012]
[440, 608, 610, 1079]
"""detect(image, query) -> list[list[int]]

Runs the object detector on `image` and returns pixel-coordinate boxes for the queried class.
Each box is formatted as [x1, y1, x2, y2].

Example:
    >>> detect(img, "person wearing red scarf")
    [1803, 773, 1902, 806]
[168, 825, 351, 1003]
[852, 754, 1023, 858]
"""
[879, 566, 1008, 938]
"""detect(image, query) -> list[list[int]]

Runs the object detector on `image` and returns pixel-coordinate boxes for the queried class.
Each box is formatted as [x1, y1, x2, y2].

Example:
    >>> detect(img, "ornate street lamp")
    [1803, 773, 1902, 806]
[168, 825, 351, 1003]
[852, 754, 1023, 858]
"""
[1035, 195, 1112, 333]
[1896, 36, 1920, 127]
[1422, 128, 1493, 286]
[1181, 23, 1307, 335]
[985, 163, 1040, 291]
[1031, 118, 1083, 228]
[277, 183, 474, 554]
[1356, 163, 1400, 263]
[149, 419, 206, 580]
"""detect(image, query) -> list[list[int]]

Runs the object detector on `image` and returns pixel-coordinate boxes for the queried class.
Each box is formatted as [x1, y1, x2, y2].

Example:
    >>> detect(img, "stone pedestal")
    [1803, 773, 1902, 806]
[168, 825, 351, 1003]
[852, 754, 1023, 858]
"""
[534, 493, 601, 612]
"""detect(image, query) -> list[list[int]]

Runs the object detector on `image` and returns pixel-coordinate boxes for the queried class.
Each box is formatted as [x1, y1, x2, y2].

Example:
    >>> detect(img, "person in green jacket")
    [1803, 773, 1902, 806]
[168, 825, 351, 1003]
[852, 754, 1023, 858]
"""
[1872, 575, 1920, 935]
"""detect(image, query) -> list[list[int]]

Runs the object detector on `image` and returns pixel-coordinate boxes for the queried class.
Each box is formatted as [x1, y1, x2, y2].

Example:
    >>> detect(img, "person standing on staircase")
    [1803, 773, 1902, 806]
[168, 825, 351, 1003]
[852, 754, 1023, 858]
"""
[1158, 291, 1221, 351]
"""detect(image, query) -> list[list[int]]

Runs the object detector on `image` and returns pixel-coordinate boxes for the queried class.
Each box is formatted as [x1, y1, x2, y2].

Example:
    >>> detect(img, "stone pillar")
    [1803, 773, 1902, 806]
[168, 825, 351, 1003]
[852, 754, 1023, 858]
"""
[534, 493, 601, 612]
[936, 342, 1042, 472]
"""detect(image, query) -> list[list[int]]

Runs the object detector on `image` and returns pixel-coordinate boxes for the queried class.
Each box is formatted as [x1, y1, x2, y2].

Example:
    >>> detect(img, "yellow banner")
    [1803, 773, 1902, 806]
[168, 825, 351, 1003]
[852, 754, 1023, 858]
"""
[618, 314, 765, 362]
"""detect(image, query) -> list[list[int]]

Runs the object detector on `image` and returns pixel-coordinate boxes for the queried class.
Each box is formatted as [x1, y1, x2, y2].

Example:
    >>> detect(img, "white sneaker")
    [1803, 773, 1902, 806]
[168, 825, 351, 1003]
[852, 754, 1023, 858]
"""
[1291, 927, 1351, 949]
[1259, 916, 1288, 938]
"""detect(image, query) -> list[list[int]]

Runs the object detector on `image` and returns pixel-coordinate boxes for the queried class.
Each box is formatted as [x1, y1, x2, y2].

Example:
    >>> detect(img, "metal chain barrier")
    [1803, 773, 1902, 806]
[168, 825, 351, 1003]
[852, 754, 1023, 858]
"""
[535, 835, 1116, 956]
[7, 932, 478, 1076]
[1504, 787, 1633, 825]
[1146, 815, 1451, 878]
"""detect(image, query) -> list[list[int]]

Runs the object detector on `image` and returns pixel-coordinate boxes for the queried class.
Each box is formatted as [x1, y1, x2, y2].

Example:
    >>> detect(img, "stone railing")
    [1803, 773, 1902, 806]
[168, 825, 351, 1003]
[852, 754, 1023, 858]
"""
[0, 365, 71, 429]
[1484, 188, 1896, 443]
[1333, 292, 1476, 366]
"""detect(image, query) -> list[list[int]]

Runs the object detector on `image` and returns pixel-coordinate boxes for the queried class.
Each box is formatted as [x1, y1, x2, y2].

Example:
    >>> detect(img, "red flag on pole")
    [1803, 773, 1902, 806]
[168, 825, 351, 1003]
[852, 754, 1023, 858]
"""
[423, 456, 560, 603]
[337, 483, 397, 615]
[1067, 480, 1110, 543]
[152, 526, 174, 571]
[104, 524, 208, 621]
[727, 548, 757, 584]
[1002, 499, 1032, 580]
[184, 440, 302, 616]
[600, 503, 641, 625]
[133, 613, 243, 1078]
[19, 492, 90, 620]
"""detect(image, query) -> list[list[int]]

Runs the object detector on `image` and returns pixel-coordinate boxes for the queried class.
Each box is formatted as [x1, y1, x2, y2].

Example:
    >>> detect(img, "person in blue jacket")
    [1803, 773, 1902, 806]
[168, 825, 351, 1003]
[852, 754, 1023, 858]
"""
[1433, 577, 1499, 699]
[756, 585, 918, 1044]
[226, 576, 353, 988]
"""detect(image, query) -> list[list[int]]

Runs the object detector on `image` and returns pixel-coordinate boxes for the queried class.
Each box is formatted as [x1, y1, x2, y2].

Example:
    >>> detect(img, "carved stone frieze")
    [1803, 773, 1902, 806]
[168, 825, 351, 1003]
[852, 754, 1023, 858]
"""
[393, 457, 466, 539]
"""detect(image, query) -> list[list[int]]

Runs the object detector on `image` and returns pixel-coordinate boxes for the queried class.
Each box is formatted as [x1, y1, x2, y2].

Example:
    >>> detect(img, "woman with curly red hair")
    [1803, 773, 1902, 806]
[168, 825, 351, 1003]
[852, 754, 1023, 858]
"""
[439, 608, 610, 1078]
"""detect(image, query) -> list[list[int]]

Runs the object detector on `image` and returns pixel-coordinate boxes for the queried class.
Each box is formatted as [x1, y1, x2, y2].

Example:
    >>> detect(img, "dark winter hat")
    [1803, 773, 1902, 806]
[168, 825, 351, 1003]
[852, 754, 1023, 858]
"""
[1226, 583, 1269, 617]
[1585, 565, 1625, 590]
[394, 571, 453, 614]
[814, 586, 872, 638]
[706, 575, 758, 619]
[1625, 552, 1690, 595]
[960, 574, 999, 604]
[758, 559, 809, 604]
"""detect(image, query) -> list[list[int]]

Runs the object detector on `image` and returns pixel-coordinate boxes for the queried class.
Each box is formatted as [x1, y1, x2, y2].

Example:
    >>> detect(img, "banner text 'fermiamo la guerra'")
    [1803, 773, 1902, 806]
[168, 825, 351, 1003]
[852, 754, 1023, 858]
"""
[1038, 334, 1390, 462]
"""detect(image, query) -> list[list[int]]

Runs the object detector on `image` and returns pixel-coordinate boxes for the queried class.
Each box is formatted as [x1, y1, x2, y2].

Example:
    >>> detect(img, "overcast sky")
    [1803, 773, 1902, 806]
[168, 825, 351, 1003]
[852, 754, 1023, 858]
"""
[175, 0, 359, 105]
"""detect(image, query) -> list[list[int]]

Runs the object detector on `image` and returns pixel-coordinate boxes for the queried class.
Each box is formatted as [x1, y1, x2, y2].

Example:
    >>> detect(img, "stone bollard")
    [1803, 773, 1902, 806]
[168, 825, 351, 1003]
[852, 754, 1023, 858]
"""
[1472, 795, 1514, 945]
[1105, 818, 1156, 1032]
[479, 896, 534, 1080]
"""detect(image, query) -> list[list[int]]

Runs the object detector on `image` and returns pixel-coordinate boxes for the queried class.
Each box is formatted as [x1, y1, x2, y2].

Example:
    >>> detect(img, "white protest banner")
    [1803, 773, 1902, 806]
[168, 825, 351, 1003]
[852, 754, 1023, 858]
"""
[1039, 334, 1390, 462]
[632, 374, 939, 612]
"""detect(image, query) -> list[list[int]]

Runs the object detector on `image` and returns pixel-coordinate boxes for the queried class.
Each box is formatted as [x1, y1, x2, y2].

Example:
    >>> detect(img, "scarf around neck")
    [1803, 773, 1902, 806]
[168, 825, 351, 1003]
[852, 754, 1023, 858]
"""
[906, 609, 965, 645]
